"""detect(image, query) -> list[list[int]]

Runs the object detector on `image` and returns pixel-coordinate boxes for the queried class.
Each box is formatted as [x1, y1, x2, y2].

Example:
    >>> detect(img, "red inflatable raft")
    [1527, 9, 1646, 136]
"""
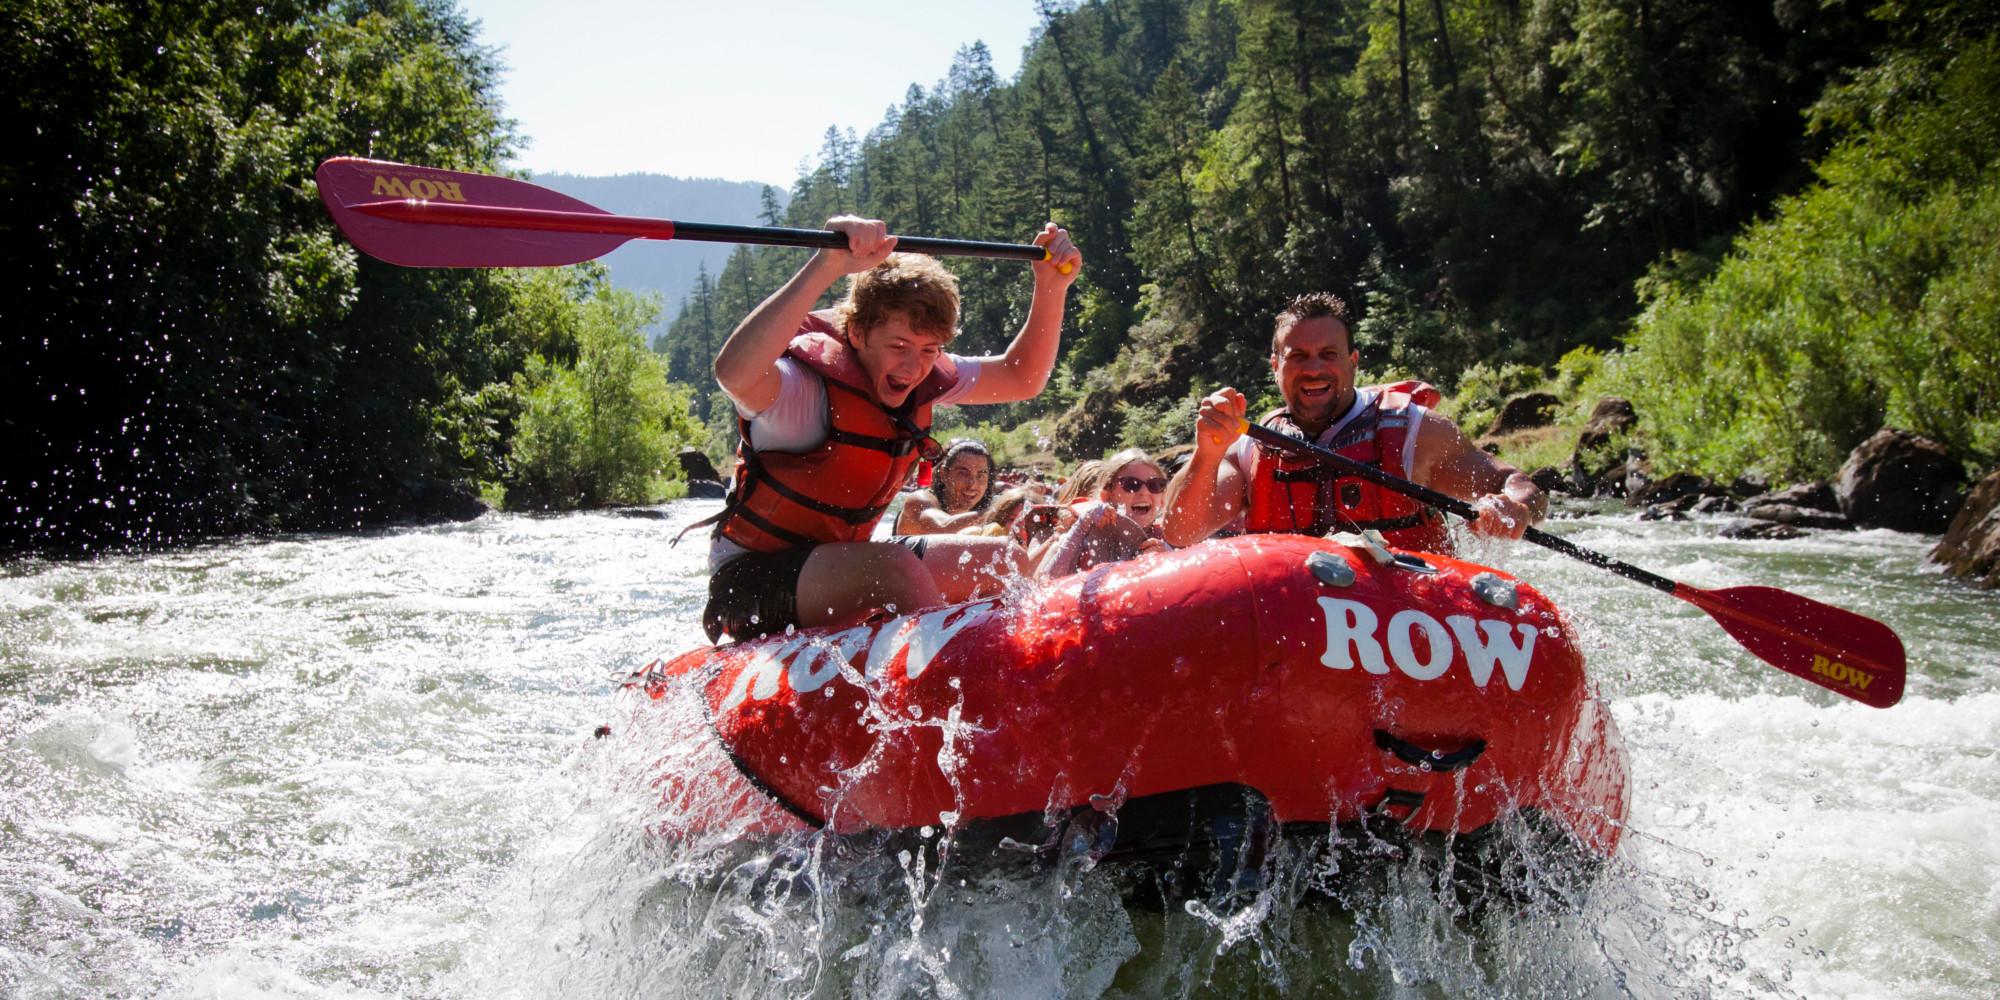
[627, 534, 1627, 887]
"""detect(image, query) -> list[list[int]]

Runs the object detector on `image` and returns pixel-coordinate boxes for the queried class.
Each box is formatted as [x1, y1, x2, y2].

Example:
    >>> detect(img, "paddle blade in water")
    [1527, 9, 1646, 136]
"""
[316, 158, 631, 267]
[1679, 584, 1907, 708]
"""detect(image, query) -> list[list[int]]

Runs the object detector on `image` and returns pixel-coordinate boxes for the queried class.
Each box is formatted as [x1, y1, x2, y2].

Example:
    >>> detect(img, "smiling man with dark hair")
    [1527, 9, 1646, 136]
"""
[1163, 291, 1544, 552]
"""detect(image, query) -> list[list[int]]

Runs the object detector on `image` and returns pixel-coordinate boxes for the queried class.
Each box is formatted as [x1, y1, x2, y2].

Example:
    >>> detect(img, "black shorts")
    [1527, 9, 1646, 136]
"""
[702, 537, 930, 643]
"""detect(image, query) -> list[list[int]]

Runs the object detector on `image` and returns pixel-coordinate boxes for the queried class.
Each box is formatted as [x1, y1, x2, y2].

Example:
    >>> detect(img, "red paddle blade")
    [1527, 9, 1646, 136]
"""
[315, 158, 631, 267]
[1677, 584, 1907, 708]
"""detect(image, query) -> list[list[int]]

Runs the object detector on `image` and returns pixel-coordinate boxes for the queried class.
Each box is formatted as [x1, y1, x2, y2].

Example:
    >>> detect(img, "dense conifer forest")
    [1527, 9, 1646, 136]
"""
[7, 0, 1995, 553]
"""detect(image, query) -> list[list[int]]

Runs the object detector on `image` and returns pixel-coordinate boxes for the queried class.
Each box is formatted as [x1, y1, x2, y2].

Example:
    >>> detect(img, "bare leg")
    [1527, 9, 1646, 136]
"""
[913, 535, 1032, 601]
[796, 542, 942, 630]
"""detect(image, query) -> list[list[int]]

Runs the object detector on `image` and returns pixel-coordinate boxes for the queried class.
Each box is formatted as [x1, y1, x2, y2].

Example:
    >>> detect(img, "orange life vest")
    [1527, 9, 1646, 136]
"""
[714, 315, 959, 553]
[1243, 381, 1454, 552]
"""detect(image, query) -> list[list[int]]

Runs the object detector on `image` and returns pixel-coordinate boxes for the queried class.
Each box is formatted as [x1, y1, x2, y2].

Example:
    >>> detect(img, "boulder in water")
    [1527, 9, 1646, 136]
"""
[1529, 465, 1571, 496]
[1835, 428, 1967, 532]
[1628, 471, 1717, 508]
[1930, 468, 2000, 588]
[1742, 481, 1838, 514]
[1744, 503, 1853, 531]
[1719, 518, 1805, 540]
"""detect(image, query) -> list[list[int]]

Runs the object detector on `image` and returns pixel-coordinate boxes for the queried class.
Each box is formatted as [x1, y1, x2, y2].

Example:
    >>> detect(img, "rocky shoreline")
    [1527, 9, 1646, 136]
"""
[1497, 392, 1997, 588]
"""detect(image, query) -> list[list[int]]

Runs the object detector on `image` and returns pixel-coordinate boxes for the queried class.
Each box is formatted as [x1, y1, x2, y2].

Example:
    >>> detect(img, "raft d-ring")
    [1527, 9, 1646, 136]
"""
[1327, 530, 1396, 565]
[1305, 550, 1356, 587]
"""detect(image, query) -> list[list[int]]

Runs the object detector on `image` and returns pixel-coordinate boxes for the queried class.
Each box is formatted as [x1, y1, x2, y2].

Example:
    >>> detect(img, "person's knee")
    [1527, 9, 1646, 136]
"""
[874, 545, 939, 608]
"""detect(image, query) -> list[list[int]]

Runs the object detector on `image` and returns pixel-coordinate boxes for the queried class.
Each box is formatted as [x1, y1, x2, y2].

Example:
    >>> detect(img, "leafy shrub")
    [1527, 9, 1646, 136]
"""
[1609, 33, 2000, 481]
[502, 285, 703, 509]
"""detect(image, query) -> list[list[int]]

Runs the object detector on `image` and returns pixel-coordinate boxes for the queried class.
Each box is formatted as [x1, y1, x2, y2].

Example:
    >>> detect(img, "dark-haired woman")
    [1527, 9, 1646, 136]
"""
[894, 439, 995, 535]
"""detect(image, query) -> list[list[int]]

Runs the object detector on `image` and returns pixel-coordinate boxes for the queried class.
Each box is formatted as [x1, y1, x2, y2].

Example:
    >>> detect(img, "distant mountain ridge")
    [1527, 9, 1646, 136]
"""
[528, 172, 786, 330]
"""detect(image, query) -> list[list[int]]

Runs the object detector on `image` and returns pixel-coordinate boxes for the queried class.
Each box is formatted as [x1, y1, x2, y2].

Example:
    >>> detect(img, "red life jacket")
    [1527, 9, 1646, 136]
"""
[714, 314, 959, 553]
[1242, 381, 1454, 552]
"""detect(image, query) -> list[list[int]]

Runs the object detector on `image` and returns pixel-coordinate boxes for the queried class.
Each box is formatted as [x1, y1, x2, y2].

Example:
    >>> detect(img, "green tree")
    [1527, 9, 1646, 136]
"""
[503, 280, 703, 509]
[4, 0, 534, 552]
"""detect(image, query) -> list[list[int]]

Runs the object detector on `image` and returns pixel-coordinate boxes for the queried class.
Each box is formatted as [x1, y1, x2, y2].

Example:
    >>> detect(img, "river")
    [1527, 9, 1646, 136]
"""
[2, 500, 1994, 998]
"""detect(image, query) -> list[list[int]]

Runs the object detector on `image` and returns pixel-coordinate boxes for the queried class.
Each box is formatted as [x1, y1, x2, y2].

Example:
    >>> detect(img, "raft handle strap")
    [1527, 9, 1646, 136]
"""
[1373, 730, 1487, 772]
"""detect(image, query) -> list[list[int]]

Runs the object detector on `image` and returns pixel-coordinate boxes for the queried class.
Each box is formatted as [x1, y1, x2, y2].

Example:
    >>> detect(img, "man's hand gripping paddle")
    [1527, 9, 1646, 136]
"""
[315, 158, 1072, 272]
[1236, 419, 1907, 708]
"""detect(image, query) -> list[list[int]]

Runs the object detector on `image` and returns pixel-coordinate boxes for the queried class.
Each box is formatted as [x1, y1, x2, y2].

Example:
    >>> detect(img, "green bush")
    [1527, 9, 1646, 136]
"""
[502, 283, 703, 509]
[1609, 32, 2000, 481]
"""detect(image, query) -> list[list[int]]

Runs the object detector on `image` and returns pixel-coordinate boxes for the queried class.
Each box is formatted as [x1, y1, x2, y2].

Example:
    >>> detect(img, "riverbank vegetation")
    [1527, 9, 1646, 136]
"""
[669, 0, 1997, 481]
[9, 0, 1996, 555]
[5, 0, 694, 554]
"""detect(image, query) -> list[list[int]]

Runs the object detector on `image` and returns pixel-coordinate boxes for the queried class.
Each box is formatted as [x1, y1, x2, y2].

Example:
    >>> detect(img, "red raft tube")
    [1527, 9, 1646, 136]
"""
[625, 534, 1628, 893]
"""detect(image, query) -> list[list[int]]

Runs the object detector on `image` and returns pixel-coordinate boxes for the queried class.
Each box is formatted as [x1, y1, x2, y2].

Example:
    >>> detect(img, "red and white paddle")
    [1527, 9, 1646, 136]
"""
[1237, 420, 1907, 708]
[315, 157, 1068, 270]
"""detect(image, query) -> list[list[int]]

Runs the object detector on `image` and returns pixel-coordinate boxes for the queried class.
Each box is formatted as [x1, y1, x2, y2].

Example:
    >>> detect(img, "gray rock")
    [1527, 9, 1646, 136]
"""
[1529, 466, 1572, 496]
[678, 448, 722, 483]
[1629, 470, 1717, 507]
[1743, 481, 1839, 514]
[1719, 518, 1805, 540]
[1690, 494, 1740, 515]
[1929, 468, 2000, 588]
[1744, 503, 1853, 530]
[1836, 428, 1968, 532]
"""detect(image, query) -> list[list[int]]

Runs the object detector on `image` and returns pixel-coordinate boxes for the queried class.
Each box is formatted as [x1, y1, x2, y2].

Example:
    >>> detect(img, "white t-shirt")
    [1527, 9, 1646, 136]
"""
[708, 355, 984, 568]
[1222, 387, 1427, 481]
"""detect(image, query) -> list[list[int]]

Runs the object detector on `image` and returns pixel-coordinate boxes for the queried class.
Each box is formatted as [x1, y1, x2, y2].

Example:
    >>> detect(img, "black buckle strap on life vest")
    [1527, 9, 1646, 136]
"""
[1272, 464, 1338, 484]
[826, 426, 917, 456]
[1343, 512, 1433, 532]
[725, 500, 824, 550]
[738, 450, 888, 525]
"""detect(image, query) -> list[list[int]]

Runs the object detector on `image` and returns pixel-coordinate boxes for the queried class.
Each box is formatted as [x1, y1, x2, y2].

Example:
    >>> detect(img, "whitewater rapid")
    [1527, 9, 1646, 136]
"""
[1, 502, 1993, 997]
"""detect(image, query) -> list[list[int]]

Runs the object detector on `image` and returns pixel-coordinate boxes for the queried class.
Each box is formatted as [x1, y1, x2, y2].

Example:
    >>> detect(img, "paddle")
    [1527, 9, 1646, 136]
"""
[315, 157, 1069, 271]
[1235, 419, 1907, 708]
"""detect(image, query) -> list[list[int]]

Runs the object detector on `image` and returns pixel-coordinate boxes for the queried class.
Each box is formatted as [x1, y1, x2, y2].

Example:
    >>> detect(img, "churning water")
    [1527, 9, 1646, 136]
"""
[1, 501, 1994, 998]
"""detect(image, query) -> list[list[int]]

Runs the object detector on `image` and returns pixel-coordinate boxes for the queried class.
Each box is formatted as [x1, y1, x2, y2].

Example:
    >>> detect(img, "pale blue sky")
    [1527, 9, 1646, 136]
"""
[458, 0, 1045, 186]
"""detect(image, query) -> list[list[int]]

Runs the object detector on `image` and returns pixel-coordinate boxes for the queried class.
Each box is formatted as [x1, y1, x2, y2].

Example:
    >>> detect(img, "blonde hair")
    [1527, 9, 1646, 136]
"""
[1099, 448, 1166, 487]
[1055, 460, 1111, 503]
[836, 253, 960, 344]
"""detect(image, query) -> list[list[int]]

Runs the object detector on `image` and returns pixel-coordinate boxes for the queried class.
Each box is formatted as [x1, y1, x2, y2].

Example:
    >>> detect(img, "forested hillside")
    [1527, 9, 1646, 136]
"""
[667, 0, 1993, 476]
[8, 0, 1994, 556]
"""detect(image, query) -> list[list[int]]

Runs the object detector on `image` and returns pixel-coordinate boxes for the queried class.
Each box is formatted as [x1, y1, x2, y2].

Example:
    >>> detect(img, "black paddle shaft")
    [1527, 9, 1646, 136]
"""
[666, 221, 1050, 262]
[1236, 421, 1679, 596]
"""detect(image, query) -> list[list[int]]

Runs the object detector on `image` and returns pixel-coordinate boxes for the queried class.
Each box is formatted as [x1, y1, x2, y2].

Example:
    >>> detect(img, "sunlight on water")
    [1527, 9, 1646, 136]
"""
[1, 501, 1995, 997]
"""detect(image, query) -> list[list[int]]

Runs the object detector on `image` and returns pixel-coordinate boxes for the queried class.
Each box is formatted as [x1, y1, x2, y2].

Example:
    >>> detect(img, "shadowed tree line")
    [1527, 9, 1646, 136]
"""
[667, 0, 1994, 478]
[4, 0, 696, 554]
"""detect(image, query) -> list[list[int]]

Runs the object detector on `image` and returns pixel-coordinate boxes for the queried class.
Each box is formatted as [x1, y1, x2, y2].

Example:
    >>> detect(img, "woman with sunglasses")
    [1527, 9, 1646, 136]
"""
[701, 216, 1083, 644]
[1030, 449, 1175, 577]
[894, 439, 995, 535]
[1097, 448, 1172, 539]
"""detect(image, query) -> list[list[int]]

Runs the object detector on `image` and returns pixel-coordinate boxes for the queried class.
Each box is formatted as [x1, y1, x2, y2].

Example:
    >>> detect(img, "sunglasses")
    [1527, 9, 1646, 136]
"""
[885, 410, 944, 462]
[1113, 475, 1169, 494]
